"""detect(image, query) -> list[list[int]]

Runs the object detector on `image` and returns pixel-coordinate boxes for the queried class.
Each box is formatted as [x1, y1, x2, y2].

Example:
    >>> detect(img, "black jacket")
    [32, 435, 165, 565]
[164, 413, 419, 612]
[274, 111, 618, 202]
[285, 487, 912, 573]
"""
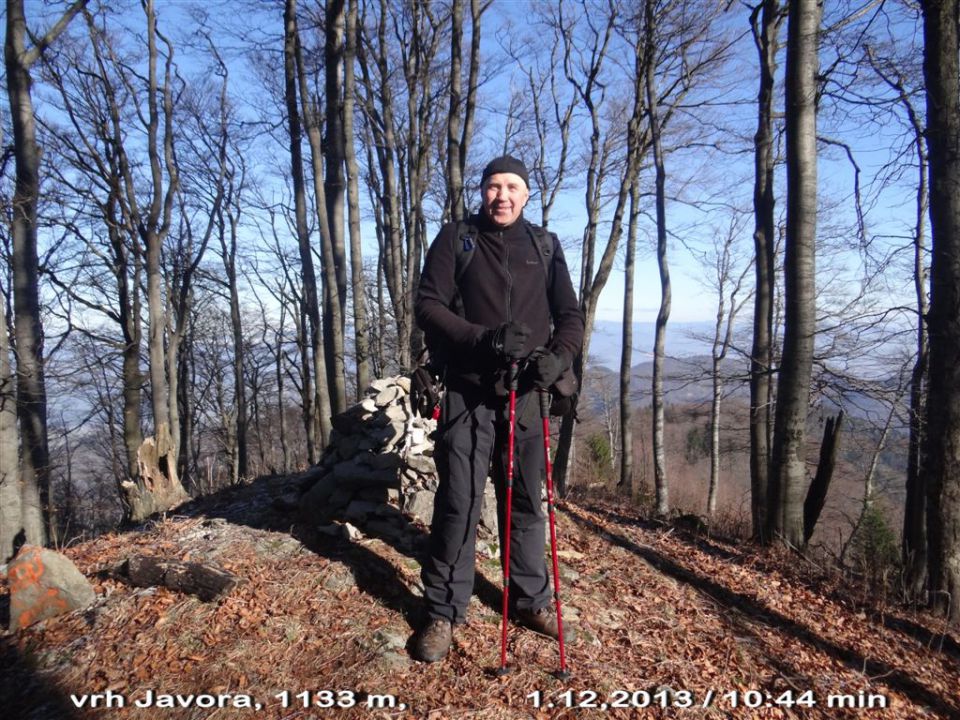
[415, 210, 585, 394]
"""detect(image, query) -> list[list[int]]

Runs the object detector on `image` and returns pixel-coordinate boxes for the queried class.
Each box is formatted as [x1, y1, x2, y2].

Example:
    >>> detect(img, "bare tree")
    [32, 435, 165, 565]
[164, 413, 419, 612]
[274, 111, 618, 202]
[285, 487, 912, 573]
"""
[444, 0, 485, 222]
[344, 0, 370, 398]
[748, 0, 784, 540]
[619, 180, 640, 494]
[646, 0, 671, 517]
[920, 0, 960, 621]
[321, 0, 349, 414]
[284, 0, 331, 454]
[0, 279, 24, 561]
[768, 0, 821, 547]
[4, 0, 88, 546]
[705, 218, 752, 518]
[855, 40, 927, 597]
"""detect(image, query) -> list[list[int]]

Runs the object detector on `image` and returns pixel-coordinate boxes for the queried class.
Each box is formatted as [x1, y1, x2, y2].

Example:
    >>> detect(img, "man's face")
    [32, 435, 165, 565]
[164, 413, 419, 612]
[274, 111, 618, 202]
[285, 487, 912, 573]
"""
[481, 172, 529, 227]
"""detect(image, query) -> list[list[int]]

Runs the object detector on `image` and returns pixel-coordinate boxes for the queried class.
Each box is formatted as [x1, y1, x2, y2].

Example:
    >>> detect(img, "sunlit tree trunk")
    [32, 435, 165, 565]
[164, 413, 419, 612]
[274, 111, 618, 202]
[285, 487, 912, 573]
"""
[0, 290, 24, 561]
[748, 0, 782, 541]
[4, 0, 88, 545]
[768, 0, 820, 547]
[322, 0, 348, 413]
[619, 182, 639, 494]
[344, 0, 370, 398]
[284, 0, 331, 454]
[646, 0, 671, 517]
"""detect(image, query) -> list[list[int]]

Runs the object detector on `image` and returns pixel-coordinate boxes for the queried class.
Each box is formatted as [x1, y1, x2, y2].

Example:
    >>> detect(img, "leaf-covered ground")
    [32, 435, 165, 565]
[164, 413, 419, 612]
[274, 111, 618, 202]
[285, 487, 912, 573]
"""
[2, 475, 958, 719]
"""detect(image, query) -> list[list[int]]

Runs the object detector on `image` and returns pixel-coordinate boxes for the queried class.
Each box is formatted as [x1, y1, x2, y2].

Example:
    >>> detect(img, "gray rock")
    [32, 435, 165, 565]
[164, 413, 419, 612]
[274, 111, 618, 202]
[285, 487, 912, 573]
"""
[332, 403, 373, 434]
[395, 377, 411, 393]
[372, 627, 406, 652]
[479, 485, 498, 536]
[404, 453, 436, 476]
[366, 378, 393, 395]
[375, 386, 402, 406]
[384, 403, 407, 423]
[344, 500, 383, 522]
[323, 565, 357, 592]
[559, 564, 580, 584]
[327, 487, 356, 513]
[403, 490, 436, 526]
[299, 474, 338, 522]
[355, 486, 389, 504]
[364, 518, 406, 541]
[367, 452, 401, 470]
[8, 546, 95, 631]
[342, 523, 364, 541]
[333, 458, 399, 487]
[367, 627, 411, 671]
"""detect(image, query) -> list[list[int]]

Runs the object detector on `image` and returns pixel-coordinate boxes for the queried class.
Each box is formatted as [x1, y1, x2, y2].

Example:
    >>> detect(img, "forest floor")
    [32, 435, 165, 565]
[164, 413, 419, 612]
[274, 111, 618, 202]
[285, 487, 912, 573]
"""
[2, 474, 958, 720]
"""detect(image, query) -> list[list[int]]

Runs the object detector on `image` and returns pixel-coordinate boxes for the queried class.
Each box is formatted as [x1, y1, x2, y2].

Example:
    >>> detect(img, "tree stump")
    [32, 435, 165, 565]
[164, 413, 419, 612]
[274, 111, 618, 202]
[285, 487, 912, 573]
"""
[120, 435, 190, 522]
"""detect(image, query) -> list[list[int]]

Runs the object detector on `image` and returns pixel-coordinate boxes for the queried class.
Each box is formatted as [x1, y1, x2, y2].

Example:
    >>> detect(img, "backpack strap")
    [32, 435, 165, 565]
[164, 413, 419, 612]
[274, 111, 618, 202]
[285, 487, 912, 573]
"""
[523, 220, 557, 286]
[453, 220, 477, 284]
[454, 218, 556, 283]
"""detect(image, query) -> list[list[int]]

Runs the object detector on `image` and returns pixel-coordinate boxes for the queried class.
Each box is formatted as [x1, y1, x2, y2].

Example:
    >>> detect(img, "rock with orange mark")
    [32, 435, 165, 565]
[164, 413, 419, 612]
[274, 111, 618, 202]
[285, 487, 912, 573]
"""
[7, 545, 95, 631]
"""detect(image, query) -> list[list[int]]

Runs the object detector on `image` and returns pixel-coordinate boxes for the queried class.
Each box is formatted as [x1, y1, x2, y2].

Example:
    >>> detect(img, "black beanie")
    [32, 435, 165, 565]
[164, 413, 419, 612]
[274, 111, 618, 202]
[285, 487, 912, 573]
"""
[480, 155, 529, 188]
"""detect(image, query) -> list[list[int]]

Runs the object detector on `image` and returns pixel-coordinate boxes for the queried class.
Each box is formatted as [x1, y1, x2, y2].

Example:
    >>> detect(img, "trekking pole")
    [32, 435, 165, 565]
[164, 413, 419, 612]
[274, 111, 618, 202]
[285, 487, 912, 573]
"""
[496, 360, 520, 676]
[540, 388, 571, 680]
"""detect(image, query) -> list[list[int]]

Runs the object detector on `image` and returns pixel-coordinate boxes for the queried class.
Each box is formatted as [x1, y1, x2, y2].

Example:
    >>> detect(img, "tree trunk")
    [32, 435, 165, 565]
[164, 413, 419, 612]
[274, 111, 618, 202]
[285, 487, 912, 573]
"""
[0, 290, 25, 561]
[445, 0, 465, 222]
[749, 0, 781, 541]
[344, 0, 370, 399]
[284, 0, 331, 455]
[226, 203, 248, 480]
[552, 6, 638, 497]
[803, 411, 843, 545]
[768, 0, 820, 548]
[4, 0, 88, 546]
[904, 144, 930, 599]
[6, 0, 52, 546]
[863, 44, 933, 601]
[322, 0, 348, 414]
[646, 0, 670, 517]
[920, 0, 960, 622]
[118, 226, 143, 487]
[620, 182, 639, 494]
[140, 0, 184, 503]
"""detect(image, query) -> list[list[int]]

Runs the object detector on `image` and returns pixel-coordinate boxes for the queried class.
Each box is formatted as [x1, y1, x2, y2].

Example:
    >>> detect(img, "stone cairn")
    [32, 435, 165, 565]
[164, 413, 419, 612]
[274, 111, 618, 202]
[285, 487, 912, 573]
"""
[299, 376, 499, 556]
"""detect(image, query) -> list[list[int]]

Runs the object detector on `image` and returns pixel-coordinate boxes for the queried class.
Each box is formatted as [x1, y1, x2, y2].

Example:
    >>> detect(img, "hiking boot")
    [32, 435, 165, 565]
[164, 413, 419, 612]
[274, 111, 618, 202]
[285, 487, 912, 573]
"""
[412, 618, 453, 662]
[516, 606, 578, 643]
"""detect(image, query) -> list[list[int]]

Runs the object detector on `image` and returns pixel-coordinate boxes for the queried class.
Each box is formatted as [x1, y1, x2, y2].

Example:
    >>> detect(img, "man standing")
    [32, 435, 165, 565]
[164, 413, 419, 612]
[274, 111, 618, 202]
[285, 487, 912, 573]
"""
[412, 155, 585, 663]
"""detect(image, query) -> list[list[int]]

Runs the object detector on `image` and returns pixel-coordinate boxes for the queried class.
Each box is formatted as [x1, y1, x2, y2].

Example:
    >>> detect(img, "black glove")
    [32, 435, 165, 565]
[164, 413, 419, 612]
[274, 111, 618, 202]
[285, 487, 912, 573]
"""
[533, 350, 566, 387]
[489, 321, 531, 361]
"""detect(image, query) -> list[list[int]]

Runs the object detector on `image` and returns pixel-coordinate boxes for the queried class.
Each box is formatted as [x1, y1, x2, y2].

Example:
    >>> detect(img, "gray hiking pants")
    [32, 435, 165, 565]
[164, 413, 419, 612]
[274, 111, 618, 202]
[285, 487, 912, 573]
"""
[421, 386, 550, 624]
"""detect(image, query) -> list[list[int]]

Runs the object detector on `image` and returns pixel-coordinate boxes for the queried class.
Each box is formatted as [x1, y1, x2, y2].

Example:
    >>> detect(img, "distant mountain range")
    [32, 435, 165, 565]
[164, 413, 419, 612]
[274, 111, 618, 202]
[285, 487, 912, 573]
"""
[586, 321, 895, 422]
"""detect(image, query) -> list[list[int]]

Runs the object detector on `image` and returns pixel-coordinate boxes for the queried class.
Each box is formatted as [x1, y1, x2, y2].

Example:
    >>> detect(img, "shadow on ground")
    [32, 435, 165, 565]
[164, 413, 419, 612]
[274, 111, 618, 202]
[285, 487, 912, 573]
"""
[565, 505, 960, 719]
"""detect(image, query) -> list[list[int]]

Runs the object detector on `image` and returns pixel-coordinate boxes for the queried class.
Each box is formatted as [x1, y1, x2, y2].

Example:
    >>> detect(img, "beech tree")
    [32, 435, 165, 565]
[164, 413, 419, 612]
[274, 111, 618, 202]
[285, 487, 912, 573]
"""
[4, 0, 88, 547]
[344, 0, 370, 398]
[0, 274, 23, 561]
[768, 0, 821, 547]
[920, 0, 960, 622]
[860, 39, 929, 599]
[748, 0, 783, 540]
[283, 0, 331, 454]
